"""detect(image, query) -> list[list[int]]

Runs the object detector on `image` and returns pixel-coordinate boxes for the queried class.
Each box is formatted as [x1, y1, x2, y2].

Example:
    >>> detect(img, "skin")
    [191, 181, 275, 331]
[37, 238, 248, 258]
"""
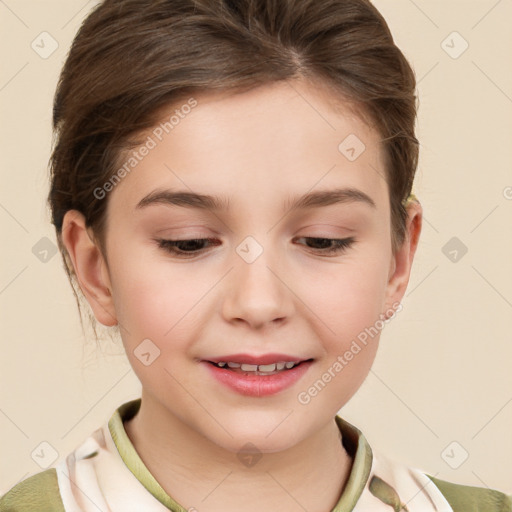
[62, 77, 422, 512]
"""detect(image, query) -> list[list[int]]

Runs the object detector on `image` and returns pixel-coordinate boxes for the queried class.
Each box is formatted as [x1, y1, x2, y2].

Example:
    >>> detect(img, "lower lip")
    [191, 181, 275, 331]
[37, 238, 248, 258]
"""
[202, 360, 313, 397]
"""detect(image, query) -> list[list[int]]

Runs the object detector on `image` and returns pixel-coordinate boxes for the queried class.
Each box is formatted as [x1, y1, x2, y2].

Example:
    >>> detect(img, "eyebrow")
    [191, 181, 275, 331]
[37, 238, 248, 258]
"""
[135, 187, 376, 212]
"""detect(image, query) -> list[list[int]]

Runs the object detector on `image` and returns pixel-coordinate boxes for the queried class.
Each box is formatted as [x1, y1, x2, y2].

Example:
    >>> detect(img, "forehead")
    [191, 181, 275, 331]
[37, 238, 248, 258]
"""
[108, 79, 389, 218]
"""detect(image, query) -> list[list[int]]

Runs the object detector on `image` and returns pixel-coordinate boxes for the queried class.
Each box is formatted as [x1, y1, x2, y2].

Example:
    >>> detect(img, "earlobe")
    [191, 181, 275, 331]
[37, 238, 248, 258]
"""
[383, 201, 423, 313]
[61, 210, 118, 327]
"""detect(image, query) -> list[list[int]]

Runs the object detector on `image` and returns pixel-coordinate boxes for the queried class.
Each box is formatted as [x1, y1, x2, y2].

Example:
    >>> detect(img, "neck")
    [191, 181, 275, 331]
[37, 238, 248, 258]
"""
[124, 392, 353, 512]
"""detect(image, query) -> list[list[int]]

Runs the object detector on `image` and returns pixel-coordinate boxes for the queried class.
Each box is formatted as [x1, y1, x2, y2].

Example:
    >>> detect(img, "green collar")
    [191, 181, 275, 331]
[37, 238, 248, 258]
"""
[108, 398, 373, 511]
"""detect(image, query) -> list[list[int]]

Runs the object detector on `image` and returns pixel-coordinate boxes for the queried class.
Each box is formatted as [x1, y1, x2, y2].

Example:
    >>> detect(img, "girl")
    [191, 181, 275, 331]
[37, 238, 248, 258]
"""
[1, 0, 510, 510]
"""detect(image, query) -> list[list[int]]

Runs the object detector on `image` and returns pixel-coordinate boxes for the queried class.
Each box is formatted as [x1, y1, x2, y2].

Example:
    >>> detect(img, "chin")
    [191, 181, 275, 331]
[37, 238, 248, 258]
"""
[207, 413, 304, 454]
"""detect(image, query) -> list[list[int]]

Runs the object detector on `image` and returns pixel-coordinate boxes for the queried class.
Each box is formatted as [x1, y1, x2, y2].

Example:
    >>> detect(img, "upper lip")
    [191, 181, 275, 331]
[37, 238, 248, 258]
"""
[204, 353, 313, 365]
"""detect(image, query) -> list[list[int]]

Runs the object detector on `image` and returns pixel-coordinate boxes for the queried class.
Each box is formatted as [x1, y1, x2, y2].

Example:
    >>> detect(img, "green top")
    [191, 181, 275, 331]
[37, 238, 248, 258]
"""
[1, 398, 511, 511]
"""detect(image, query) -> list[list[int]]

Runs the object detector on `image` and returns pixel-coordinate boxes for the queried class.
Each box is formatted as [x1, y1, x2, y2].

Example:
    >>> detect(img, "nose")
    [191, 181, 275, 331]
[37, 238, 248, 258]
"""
[221, 243, 295, 329]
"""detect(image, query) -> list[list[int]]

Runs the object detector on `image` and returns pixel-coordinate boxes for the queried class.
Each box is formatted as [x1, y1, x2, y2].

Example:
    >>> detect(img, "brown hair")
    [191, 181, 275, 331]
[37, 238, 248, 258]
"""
[48, 0, 419, 338]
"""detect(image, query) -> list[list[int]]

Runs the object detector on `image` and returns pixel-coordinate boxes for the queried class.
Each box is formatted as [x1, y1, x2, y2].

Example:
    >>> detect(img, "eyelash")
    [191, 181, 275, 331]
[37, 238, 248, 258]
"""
[155, 236, 356, 258]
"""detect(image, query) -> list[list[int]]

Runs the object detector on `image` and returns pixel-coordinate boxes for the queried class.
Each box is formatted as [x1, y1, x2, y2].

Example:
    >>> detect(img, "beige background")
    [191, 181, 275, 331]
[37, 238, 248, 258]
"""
[1, 0, 511, 497]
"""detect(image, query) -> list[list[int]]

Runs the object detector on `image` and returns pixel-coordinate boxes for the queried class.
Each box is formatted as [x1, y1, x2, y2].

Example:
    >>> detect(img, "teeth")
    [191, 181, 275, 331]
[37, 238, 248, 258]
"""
[241, 363, 259, 371]
[214, 360, 301, 372]
[258, 363, 277, 372]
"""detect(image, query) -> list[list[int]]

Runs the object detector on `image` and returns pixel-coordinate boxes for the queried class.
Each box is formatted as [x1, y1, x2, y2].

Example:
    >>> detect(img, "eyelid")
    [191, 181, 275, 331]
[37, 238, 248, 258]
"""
[154, 235, 356, 259]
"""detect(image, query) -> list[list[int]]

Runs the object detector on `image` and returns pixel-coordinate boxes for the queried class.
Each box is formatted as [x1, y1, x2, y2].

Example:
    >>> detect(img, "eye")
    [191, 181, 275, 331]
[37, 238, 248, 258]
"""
[155, 237, 220, 258]
[294, 236, 356, 255]
[155, 236, 356, 258]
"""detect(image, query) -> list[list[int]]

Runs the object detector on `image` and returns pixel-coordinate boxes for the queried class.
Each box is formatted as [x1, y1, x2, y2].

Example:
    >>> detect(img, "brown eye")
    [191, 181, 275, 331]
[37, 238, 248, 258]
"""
[156, 238, 221, 258]
[295, 237, 355, 255]
[155, 236, 356, 259]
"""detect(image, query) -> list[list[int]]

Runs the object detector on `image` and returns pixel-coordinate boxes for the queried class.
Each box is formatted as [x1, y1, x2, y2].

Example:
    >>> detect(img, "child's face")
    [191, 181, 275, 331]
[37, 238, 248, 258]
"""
[79, 79, 419, 452]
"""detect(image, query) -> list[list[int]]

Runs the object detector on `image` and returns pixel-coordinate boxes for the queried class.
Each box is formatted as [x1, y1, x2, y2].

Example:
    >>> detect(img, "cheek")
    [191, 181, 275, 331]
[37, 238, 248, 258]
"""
[109, 251, 214, 343]
[304, 257, 389, 331]
[299, 268, 384, 410]
[298, 254, 388, 399]
[111, 262, 205, 389]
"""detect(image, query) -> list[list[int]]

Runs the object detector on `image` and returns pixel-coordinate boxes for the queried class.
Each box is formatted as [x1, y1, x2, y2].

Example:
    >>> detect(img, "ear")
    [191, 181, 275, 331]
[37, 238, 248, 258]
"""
[383, 200, 423, 315]
[61, 210, 118, 327]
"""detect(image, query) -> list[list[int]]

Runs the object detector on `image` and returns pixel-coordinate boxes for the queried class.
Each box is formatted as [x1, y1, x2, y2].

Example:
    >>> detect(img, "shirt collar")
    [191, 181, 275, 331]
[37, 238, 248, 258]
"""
[108, 398, 373, 512]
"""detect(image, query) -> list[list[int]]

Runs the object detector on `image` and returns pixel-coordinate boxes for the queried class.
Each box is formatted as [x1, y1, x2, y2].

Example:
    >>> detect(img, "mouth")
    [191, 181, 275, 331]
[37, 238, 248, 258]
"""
[201, 356, 315, 396]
